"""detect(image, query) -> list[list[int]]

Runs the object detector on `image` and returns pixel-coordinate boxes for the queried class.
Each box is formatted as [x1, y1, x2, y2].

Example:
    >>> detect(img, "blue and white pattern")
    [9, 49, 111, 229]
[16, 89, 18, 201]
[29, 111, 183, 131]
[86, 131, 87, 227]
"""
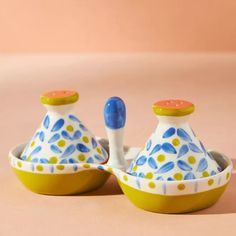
[127, 126, 221, 181]
[21, 113, 108, 164]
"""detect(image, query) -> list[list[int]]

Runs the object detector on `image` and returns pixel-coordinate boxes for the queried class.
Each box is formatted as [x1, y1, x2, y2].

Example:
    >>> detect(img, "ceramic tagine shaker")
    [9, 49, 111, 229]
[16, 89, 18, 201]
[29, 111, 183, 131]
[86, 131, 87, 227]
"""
[20, 90, 108, 166]
[127, 99, 221, 181]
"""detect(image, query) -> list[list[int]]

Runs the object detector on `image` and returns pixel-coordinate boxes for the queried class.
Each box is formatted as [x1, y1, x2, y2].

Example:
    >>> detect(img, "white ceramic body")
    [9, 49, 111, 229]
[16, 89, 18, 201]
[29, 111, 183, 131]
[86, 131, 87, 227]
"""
[127, 115, 221, 181]
[20, 104, 108, 164]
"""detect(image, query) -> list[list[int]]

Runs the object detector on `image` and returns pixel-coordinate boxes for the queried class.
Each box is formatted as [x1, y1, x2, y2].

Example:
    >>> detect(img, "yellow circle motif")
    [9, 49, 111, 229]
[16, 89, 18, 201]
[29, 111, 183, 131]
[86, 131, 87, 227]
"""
[177, 184, 185, 190]
[172, 138, 180, 146]
[56, 165, 65, 170]
[123, 175, 128, 181]
[148, 182, 156, 189]
[157, 154, 165, 162]
[26, 156, 31, 162]
[17, 161, 22, 168]
[145, 172, 153, 179]
[66, 125, 74, 132]
[188, 156, 196, 164]
[49, 156, 58, 164]
[57, 140, 66, 147]
[226, 173, 230, 180]
[82, 136, 89, 143]
[30, 141, 35, 147]
[36, 165, 43, 171]
[96, 147, 102, 154]
[174, 173, 183, 180]
[202, 171, 209, 177]
[208, 179, 214, 186]
[132, 165, 138, 172]
[78, 154, 86, 162]
[107, 167, 113, 173]
[83, 163, 90, 168]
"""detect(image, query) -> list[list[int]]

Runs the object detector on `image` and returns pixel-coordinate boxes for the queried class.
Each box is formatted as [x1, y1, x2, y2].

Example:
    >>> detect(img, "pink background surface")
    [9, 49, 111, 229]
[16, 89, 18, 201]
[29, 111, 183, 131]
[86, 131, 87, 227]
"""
[1, 0, 236, 53]
[1, 54, 236, 235]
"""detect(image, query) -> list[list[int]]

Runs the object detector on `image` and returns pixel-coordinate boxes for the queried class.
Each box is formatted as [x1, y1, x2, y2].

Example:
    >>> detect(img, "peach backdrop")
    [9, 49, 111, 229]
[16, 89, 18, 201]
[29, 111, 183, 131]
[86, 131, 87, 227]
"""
[0, 0, 236, 53]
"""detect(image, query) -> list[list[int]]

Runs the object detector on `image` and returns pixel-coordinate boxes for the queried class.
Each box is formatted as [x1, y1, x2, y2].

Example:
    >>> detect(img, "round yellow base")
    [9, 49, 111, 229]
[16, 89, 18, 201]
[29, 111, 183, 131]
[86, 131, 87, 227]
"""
[118, 180, 228, 213]
[13, 167, 110, 195]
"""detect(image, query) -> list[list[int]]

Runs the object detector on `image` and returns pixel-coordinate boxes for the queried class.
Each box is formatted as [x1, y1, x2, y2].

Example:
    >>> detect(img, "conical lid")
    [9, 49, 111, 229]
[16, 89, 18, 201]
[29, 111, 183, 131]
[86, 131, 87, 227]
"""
[127, 100, 221, 181]
[20, 90, 108, 164]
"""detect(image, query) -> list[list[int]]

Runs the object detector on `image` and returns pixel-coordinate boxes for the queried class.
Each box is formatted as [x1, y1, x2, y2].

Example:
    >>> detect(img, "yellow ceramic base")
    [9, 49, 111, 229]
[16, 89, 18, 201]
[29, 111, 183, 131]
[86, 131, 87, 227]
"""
[118, 180, 228, 213]
[13, 167, 110, 195]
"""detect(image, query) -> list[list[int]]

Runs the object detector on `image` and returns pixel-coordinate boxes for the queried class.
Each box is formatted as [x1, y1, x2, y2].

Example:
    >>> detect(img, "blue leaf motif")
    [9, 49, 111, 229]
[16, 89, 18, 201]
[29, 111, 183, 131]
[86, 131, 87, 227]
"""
[61, 131, 72, 140]
[59, 159, 68, 164]
[91, 137, 97, 148]
[50, 144, 62, 154]
[39, 131, 45, 142]
[197, 158, 208, 172]
[156, 162, 174, 174]
[68, 114, 80, 123]
[211, 170, 216, 176]
[162, 143, 177, 154]
[51, 119, 64, 132]
[61, 145, 75, 158]
[184, 172, 196, 180]
[43, 115, 50, 129]
[30, 146, 42, 156]
[136, 156, 147, 166]
[39, 158, 48, 164]
[156, 176, 164, 181]
[31, 158, 39, 163]
[73, 130, 81, 139]
[69, 158, 78, 163]
[177, 144, 189, 158]
[48, 133, 60, 143]
[148, 157, 158, 169]
[138, 172, 145, 178]
[79, 123, 88, 131]
[189, 143, 203, 153]
[95, 154, 104, 161]
[177, 160, 192, 171]
[146, 140, 152, 151]
[87, 157, 94, 163]
[177, 128, 192, 142]
[167, 177, 174, 181]
[162, 127, 175, 138]
[76, 143, 90, 153]
[149, 144, 162, 155]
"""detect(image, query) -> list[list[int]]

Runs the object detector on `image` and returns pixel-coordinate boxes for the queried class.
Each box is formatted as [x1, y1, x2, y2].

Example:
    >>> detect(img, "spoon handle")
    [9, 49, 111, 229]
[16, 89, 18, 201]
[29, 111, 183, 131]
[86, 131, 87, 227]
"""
[104, 97, 126, 170]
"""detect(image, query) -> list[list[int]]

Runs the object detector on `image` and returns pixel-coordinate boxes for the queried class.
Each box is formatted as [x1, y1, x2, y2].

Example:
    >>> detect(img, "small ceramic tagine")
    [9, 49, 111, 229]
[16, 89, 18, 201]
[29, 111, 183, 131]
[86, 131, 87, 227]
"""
[103, 99, 232, 213]
[127, 100, 221, 181]
[9, 90, 110, 195]
[21, 90, 108, 165]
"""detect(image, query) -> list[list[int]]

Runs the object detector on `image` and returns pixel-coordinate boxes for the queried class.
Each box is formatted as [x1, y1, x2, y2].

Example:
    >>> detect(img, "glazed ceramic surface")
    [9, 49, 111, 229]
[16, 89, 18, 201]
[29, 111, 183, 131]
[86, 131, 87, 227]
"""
[127, 100, 221, 181]
[20, 91, 108, 165]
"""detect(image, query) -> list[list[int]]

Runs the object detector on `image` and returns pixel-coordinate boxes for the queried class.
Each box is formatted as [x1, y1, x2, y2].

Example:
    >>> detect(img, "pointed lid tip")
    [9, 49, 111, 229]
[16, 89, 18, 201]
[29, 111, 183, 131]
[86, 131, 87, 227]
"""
[153, 99, 195, 116]
[40, 90, 79, 105]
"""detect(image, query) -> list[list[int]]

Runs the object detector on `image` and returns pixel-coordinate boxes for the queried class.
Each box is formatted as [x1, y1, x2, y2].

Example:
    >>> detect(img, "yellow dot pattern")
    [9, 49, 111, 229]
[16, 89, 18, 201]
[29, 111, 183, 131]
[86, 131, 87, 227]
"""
[66, 125, 74, 132]
[36, 165, 43, 171]
[177, 184, 185, 190]
[132, 165, 138, 172]
[78, 154, 86, 162]
[188, 156, 196, 164]
[57, 140, 66, 147]
[26, 156, 31, 162]
[148, 182, 156, 189]
[17, 161, 22, 168]
[123, 175, 128, 181]
[96, 147, 102, 154]
[172, 138, 180, 146]
[49, 156, 58, 164]
[83, 163, 90, 168]
[82, 136, 89, 143]
[30, 141, 35, 147]
[107, 167, 113, 173]
[174, 173, 183, 180]
[56, 165, 65, 170]
[226, 173, 230, 180]
[145, 172, 153, 179]
[202, 171, 209, 177]
[208, 179, 214, 186]
[157, 154, 165, 162]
